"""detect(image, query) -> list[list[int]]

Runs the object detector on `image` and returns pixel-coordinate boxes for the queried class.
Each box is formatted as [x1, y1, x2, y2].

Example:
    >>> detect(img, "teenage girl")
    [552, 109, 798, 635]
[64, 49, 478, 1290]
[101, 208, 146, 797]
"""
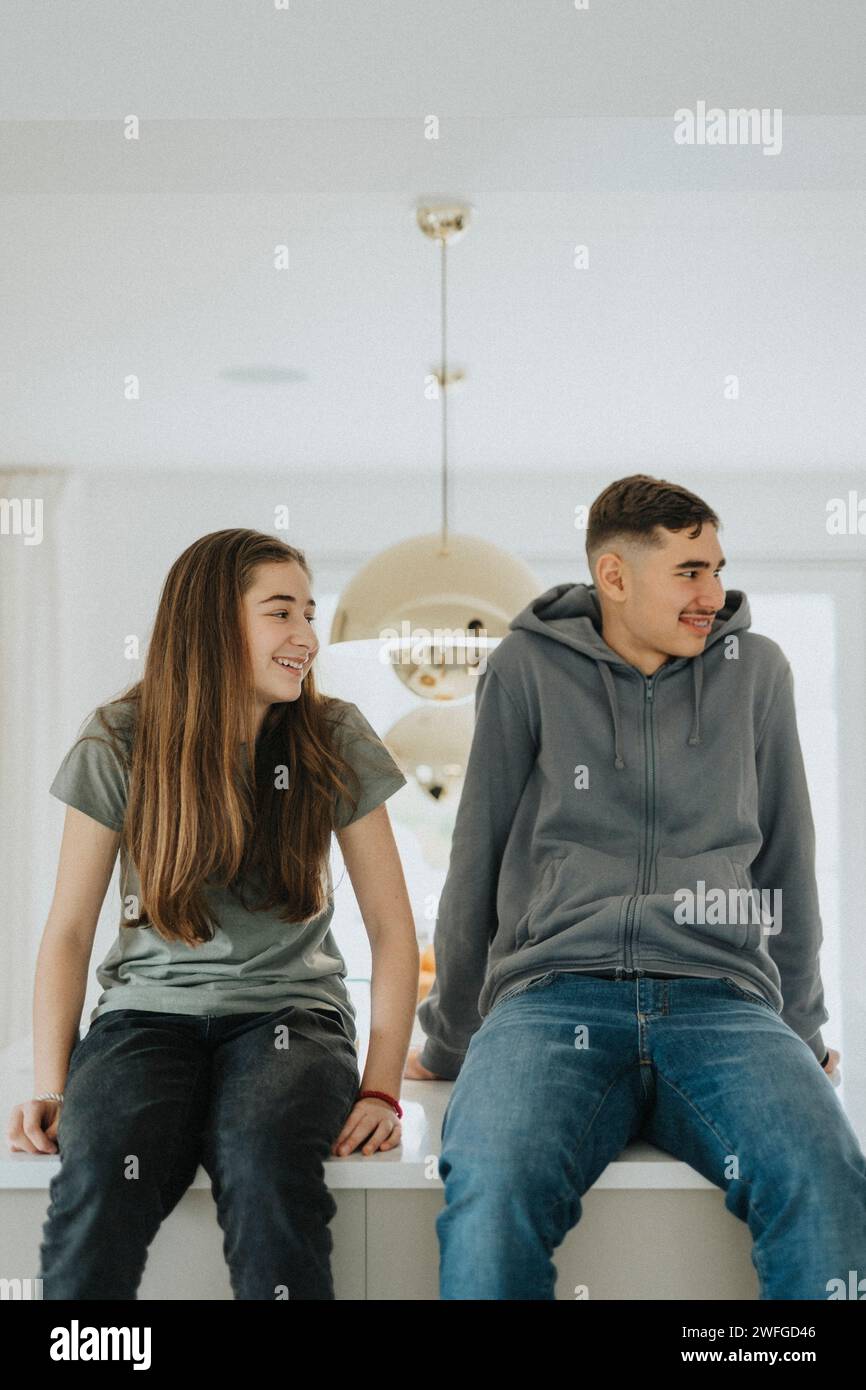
[6, 528, 419, 1300]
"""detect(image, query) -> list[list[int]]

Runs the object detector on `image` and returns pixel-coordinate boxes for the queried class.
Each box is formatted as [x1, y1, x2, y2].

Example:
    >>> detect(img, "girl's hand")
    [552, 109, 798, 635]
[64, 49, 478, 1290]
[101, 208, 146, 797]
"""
[331, 1097, 401, 1157]
[6, 1099, 62, 1154]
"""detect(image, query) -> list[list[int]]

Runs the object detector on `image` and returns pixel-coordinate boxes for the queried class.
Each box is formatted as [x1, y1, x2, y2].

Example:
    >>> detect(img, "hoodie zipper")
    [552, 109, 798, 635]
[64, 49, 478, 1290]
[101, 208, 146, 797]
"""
[619, 669, 662, 978]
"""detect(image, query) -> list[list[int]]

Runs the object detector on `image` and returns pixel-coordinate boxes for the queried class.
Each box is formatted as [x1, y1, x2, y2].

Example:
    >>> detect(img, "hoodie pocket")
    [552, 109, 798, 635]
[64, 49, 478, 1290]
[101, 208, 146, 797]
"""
[518, 846, 633, 948]
[514, 857, 562, 948]
[653, 851, 762, 951]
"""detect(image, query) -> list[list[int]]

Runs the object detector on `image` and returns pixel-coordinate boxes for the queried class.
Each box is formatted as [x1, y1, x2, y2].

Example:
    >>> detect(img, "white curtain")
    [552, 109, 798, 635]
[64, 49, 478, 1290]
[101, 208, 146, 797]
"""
[0, 468, 69, 1053]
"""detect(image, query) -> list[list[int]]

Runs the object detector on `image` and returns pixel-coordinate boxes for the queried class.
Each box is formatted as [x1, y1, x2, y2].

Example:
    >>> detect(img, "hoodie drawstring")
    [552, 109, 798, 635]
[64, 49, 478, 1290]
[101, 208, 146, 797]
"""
[596, 663, 626, 770]
[688, 658, 703, 749]
[595, 656, 704, 770]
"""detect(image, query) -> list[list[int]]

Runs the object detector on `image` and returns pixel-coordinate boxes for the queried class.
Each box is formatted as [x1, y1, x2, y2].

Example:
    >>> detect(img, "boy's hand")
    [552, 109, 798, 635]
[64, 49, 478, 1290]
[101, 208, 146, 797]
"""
[403, 1046, 442, 1080]
[821, 1047, 841, 1085]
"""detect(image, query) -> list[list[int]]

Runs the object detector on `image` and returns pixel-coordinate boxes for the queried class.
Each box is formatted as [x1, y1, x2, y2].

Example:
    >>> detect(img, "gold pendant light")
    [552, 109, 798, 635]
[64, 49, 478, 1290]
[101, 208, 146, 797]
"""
[330, 201, 540, 708]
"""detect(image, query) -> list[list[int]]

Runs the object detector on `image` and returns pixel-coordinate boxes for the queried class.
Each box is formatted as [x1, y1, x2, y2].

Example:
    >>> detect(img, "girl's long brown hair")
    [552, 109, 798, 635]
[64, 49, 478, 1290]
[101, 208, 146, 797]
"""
[81, 529, 364, 944]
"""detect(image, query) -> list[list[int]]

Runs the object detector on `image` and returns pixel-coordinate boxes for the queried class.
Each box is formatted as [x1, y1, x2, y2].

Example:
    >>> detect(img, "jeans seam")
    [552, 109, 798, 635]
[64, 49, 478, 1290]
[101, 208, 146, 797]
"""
[654, 1069, 771, 1229]
[158, 1055, 208, 1215]
[570, 1062, 643, 1189]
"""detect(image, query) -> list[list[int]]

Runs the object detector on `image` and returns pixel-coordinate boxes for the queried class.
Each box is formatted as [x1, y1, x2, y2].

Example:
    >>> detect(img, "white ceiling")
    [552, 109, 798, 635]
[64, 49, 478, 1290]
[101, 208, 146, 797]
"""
[1, 2, 864, 475]
[3, 1, 865, 120]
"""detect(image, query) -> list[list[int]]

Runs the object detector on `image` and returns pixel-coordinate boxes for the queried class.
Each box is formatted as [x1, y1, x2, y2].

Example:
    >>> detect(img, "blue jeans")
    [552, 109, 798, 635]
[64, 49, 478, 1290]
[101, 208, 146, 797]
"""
[39, 1005, 361, 1300]
[437, 973, 866, 1299]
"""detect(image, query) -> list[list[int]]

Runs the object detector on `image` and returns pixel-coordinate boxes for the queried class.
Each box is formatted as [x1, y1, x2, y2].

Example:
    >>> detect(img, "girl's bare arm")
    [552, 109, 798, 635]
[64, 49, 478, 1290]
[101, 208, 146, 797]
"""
[33, 806, 120, 1093]
[334, 803, 419, 1101]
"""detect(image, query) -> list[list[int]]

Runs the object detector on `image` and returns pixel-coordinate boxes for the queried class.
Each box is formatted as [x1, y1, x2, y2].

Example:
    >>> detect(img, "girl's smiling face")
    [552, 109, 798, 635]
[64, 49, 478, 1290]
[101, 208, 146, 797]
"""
[243, 559, 320, 730]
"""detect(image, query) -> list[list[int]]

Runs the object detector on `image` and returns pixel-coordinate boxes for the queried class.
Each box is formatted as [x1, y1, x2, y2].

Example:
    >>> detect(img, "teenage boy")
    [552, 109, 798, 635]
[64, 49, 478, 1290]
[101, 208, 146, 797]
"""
[408, 473, 866, 1300]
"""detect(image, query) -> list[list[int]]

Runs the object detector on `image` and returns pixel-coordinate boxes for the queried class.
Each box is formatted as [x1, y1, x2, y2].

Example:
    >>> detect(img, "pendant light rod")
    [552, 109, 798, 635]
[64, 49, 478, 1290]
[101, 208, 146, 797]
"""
[440, 234, 448, 553]
[416, 202, 473, 558]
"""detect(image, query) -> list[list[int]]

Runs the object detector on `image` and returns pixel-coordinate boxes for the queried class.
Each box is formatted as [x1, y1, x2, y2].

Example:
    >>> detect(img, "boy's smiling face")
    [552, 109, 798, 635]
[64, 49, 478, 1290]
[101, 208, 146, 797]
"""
[595, 524, 727, 676]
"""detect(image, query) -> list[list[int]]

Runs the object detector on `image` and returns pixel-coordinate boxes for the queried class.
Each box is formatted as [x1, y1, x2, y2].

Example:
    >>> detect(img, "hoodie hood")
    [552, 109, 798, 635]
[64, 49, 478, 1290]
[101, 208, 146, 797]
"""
[509, 582, 752, 770]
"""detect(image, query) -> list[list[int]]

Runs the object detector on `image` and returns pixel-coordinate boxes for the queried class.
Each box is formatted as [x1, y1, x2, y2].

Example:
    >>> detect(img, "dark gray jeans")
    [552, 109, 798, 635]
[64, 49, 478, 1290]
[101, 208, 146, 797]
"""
[39, 1004, 361, 1300]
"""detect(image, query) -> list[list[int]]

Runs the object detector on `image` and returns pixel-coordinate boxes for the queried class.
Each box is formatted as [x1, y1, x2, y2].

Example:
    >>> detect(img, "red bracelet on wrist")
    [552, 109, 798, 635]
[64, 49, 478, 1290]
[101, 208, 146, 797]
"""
[358, 1089, 403, 1119]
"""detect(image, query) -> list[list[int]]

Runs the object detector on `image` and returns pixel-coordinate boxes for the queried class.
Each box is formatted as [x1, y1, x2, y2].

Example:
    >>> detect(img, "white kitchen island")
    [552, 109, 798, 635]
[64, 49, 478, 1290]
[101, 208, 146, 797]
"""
[1, 1057, 759, 1300]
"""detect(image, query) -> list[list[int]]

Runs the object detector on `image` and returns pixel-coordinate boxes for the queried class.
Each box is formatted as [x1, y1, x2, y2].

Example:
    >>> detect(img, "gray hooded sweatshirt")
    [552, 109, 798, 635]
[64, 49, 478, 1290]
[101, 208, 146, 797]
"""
[417, 581, 829, 1077]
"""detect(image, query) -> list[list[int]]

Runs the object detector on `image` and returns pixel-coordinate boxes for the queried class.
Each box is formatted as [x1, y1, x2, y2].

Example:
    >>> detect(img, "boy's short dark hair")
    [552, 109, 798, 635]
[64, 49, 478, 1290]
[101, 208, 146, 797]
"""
[586, 474, 721, 582]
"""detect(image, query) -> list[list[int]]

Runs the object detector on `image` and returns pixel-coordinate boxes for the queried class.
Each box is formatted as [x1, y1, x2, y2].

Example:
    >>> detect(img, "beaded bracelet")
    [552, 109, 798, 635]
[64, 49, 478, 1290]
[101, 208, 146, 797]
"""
[358, 1089, 403, 1119]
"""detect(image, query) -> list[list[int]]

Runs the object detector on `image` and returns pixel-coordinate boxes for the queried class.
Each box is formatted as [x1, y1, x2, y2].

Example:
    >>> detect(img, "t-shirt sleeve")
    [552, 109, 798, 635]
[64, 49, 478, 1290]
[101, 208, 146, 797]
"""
[49, 709, 130, 832]
[330, 702, 407, 830]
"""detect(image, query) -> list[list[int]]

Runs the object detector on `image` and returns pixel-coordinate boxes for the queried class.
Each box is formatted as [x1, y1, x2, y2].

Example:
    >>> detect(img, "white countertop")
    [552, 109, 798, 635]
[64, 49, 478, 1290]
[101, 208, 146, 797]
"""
[2, 1041, 713, 1192]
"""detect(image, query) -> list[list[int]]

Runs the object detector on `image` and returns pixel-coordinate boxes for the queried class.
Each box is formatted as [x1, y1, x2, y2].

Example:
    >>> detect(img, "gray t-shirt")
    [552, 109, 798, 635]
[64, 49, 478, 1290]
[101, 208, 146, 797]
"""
[49, 698, 407, 1040]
